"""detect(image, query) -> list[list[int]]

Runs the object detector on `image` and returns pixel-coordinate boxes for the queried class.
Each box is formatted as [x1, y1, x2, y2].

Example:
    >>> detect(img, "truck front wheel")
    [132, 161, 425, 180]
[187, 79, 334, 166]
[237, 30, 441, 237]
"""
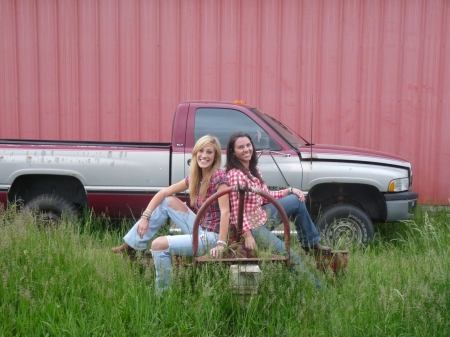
[25, 194, 78, 225]
[316, 204, 374, 246]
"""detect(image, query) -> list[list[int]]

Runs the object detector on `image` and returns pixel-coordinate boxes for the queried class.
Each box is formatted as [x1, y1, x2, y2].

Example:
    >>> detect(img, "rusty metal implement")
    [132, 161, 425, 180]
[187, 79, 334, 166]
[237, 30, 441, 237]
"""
[192, 182, 292, 271]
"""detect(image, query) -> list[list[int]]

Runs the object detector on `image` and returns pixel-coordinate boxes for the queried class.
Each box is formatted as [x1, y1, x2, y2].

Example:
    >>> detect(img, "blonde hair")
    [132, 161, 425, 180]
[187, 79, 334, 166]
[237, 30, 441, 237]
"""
[189, 135, 222, 206]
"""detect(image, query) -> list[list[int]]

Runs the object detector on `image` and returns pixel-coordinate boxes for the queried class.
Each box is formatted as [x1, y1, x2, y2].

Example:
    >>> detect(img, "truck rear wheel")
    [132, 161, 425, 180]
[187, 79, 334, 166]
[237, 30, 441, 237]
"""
[25, 194, 78, 225]
[316, 204, 374, 246]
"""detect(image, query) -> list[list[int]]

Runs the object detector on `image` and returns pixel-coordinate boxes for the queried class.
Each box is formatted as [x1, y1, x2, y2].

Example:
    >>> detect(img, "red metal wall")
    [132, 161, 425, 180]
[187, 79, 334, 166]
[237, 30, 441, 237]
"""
[1, 0, 449, 205]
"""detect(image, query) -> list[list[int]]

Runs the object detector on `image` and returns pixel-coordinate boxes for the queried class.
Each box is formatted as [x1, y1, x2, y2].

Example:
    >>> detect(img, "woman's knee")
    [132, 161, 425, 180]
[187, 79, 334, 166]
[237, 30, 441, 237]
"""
[151, 236, 169, 251]
[287, 194, 306, 211]
[166, 196, 189, 213]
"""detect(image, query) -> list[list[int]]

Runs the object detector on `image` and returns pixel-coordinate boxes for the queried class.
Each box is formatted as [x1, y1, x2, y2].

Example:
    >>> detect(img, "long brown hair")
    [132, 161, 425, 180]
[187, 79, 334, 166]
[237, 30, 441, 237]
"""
[189, 135, 222, 206]
[225, 131, 264, 184]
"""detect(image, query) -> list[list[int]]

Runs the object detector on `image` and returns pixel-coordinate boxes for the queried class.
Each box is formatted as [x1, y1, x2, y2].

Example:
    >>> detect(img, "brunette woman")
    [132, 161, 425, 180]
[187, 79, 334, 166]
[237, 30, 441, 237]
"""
[226, 131, 330, 287]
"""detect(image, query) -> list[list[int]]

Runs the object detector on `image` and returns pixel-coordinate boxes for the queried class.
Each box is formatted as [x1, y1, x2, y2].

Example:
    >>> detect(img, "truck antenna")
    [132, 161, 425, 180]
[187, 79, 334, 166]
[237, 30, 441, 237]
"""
[310, 95, 314, 165]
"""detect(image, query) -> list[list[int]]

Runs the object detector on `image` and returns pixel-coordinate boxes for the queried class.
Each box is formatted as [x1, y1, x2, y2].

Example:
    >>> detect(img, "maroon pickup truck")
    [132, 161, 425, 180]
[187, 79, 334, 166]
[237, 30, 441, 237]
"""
[0, 100, 418, 245]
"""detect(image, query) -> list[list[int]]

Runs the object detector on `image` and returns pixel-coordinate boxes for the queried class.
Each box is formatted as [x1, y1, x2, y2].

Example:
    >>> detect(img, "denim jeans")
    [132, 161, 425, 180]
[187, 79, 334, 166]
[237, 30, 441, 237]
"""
[122, 197, 218, 291]
[252, 194, 321, 288]
[263, 194, 320, 247]
[250, 224, 320, 288]
[123, 197, 195, 250]
[151, 228, 218, 291]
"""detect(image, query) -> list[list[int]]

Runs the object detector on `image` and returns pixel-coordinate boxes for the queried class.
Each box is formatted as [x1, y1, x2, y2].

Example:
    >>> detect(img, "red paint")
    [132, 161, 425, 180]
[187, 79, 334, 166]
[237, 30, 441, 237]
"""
[299, 144, 409, 162]
[0, 192, 8, 209]
[0, 0, 448, 204]
[86, 193, 189, 219]
[0, 143, 170, 152]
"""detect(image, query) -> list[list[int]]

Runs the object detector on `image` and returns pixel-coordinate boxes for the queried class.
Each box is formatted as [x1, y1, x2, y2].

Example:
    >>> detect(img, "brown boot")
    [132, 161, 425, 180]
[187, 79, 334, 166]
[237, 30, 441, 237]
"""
[303, 243, 332, 254]
[111, 242, 135, 254]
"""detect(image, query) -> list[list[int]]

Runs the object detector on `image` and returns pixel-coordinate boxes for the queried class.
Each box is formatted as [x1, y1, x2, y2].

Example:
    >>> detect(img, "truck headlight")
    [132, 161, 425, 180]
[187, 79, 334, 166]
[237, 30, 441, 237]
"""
[388, 178, 409, 192]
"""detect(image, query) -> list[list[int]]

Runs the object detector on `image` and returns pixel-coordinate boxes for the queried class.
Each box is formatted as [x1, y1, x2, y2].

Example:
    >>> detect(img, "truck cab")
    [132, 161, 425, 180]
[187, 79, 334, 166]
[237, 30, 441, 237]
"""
[180, 101, 418, 246]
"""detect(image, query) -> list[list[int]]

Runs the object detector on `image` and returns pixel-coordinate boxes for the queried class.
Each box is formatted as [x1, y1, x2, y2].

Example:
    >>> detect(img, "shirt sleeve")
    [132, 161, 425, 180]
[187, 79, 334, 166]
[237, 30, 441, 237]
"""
[212, 169, 229, 189]
[257, 169, 284, 203]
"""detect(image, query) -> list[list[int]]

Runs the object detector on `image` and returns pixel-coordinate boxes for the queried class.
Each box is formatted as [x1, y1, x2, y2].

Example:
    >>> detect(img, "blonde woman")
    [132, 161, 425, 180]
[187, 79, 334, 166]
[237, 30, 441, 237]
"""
[112, 135, 229, 291]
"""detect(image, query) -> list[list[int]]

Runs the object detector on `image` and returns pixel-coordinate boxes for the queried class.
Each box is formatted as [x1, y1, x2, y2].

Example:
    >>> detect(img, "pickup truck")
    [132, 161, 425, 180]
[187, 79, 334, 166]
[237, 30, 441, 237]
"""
[0, 100, 418, 245]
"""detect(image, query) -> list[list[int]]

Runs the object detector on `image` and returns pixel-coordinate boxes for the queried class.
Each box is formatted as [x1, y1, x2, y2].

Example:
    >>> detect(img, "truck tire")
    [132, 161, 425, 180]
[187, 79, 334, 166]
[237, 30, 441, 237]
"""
[25, 194, 78, 225]
[316, 204, 374, 246]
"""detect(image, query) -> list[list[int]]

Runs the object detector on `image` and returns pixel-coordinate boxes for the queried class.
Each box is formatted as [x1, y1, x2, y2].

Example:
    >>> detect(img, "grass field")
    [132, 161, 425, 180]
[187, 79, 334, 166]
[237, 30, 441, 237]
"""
[1, 205, 449, 336]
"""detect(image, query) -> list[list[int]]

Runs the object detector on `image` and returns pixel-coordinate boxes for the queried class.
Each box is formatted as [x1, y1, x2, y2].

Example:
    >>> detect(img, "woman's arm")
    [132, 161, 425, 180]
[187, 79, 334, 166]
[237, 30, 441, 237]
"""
[287, 187, 306, 202]
[210, 183, 230, 258]
[272, 186, 305, 202]
[256, 169, 284, 201]
[143, 179, 188, 213]
[137, 179, 188, 238]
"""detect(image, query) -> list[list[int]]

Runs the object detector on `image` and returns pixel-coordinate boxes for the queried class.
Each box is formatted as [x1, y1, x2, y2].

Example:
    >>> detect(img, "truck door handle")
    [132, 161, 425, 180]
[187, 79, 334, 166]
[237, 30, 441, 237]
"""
[187, 159, 191, 166]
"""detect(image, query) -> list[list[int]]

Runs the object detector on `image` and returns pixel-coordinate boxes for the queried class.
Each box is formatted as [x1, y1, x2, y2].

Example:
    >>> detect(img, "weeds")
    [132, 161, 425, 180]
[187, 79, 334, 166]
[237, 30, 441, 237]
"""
[1, 206, 449, 336]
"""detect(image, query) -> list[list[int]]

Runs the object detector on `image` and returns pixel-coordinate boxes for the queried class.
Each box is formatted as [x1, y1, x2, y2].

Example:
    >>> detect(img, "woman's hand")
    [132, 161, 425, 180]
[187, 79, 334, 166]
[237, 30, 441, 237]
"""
[137, 217, 149, 239]
[244, 233, 257, 250]
[210, 245, 225, 258]
[291, 187, 305, 202]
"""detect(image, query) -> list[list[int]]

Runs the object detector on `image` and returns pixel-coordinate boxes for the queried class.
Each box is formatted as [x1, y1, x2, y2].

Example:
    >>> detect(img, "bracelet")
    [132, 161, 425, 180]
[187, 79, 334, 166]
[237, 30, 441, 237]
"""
[216, 240, 227, 247]
[142, 209, 152, 218]
[141, 215, 149, 220]
[288, 187, 293, 194]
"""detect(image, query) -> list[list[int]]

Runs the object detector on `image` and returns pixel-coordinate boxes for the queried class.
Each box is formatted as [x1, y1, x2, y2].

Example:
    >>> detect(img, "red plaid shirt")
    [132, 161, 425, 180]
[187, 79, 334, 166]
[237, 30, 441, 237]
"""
[185, 169, 228, 233]
[227, 168, 284, 233]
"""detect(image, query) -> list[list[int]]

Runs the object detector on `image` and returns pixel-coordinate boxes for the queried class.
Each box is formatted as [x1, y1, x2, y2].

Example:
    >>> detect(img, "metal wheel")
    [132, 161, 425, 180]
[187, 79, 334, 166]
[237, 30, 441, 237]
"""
[25, 194, 78, 226]
[192, 183, 291, 270]
[316, 203, 374, 247]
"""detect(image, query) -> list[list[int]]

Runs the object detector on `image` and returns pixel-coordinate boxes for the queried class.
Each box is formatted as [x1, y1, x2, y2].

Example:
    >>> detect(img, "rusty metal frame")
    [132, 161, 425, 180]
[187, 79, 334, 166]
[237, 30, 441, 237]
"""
[192, 182, 291, 270]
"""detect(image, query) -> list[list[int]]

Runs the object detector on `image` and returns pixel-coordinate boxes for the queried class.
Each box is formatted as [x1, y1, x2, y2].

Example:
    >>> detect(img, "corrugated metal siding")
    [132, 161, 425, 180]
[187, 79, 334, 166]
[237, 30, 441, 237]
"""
[0, 0, 449, 204]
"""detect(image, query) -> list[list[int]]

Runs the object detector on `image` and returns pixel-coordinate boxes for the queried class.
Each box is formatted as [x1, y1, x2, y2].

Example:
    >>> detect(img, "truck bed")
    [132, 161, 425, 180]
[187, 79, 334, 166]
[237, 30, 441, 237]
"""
[0, 138, 171, 149]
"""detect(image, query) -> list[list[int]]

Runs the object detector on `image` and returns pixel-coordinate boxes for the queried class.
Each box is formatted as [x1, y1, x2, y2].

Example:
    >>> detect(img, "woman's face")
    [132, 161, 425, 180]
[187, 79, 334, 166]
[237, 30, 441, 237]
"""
[196, 144, 216, 170]
[233, 137, 253, 167]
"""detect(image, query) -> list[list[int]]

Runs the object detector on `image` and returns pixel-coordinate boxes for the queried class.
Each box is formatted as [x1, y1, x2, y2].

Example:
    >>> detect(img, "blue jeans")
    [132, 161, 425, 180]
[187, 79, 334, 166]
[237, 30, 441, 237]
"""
[123, 197, 194, 250]
[122, 197, 218, 291]
[263, 194, 320, 247]
[251, 194, 321, 288]
[250, 225, 320, 288]
[151, 228, 218, 291]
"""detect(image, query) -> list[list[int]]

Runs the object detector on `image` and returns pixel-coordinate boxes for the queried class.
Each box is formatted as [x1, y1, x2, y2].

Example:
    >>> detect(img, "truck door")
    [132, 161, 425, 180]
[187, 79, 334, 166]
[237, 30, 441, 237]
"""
[185, 104, 302, 190]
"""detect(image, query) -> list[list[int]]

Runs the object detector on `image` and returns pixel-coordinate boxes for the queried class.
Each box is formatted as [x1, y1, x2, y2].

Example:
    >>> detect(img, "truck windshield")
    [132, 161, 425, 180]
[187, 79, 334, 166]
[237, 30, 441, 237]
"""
[250, 108, 307, 147]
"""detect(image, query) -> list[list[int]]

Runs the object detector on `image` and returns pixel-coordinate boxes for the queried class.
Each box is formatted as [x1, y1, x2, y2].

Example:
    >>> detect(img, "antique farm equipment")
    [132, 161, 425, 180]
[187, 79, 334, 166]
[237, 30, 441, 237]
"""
[192, 182, 292, 296]
[192, 182, 292, 269]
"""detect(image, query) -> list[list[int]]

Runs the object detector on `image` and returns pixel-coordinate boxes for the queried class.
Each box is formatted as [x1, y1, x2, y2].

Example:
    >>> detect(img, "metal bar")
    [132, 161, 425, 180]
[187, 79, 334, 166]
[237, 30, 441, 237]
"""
[169, 228, 296, 236]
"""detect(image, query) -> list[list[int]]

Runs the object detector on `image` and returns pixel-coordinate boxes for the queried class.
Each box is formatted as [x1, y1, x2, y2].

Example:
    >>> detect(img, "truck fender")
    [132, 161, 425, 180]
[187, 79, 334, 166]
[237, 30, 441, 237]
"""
[5, 168, 87, 185]
[8, 174, 88, 213]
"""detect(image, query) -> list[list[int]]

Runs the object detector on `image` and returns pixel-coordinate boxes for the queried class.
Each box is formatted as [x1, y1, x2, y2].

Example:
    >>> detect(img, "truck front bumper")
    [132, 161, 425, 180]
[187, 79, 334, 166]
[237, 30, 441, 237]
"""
[384, 189, 419, 222]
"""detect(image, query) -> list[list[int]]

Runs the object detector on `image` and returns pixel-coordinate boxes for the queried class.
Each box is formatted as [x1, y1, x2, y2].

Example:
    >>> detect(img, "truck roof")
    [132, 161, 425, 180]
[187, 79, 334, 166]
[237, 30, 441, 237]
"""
[180, 100, 255, 109]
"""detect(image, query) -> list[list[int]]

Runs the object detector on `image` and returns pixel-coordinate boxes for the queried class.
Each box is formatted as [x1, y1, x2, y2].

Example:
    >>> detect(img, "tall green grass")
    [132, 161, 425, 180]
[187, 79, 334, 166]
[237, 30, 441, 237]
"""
[1, 205, 449, 336]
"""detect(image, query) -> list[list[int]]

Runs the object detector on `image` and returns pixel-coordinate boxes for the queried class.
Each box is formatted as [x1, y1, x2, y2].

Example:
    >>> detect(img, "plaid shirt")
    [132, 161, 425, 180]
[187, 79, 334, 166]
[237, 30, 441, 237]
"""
[227, 168, 284, 233]
[185, 169, 228, 233]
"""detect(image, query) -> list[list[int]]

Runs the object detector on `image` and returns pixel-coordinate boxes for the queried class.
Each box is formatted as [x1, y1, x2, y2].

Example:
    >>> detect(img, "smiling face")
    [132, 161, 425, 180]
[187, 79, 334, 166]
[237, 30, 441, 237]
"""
[196, 144, 216, 171]
[233, 137, 253, 168]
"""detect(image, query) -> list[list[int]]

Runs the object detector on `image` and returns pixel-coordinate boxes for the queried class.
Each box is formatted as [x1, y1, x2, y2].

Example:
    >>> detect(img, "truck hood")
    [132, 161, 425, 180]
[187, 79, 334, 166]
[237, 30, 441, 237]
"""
[298, 144, 410, 167]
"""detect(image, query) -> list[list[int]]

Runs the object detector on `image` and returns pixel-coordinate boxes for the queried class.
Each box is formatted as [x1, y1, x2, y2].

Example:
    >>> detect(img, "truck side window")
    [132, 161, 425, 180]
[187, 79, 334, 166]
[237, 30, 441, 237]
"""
[194, 108, 281, 151]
